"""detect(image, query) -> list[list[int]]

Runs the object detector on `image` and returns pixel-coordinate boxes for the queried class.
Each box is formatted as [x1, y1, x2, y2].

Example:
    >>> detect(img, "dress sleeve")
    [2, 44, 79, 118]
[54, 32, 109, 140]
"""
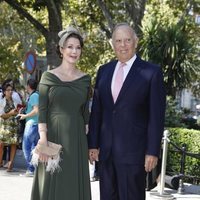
[38, 80, 50, 124]
[83, 103, 89, 125]
[82, 81, 92, 124]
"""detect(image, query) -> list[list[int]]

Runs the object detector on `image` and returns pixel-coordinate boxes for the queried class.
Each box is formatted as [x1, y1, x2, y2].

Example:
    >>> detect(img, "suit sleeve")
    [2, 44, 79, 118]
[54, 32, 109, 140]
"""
[88, 68, 103, 149]
[146, 67, 166, 157]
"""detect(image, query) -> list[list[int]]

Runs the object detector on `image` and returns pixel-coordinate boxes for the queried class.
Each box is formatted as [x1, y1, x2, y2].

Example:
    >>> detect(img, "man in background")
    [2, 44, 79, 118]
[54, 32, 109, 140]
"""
[18, 79, 39, 176]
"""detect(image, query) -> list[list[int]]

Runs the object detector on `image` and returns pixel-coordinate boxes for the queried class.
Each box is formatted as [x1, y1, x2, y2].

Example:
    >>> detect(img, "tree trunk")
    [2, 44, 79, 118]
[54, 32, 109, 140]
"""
[125, 0, 147, 35]
[46, 32, 61, 69]
[3, 0, 63, 68]
[96, 0, 147, 38]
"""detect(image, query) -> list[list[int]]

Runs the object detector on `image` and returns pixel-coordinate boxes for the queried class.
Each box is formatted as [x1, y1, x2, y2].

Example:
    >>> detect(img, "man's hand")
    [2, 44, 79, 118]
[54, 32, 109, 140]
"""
[89, 149, 99, 164]
[144, 155, 158, 172]
[17, 113, 26, 120]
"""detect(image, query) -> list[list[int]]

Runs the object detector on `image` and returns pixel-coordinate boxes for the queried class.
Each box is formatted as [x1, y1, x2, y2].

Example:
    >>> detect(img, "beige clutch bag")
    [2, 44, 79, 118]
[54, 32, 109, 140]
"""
[31, 141, 62, 173]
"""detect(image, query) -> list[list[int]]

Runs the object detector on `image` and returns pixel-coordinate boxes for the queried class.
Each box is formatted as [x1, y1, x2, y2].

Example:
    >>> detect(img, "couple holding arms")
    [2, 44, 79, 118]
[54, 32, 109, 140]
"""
[31, 22, 166, 200]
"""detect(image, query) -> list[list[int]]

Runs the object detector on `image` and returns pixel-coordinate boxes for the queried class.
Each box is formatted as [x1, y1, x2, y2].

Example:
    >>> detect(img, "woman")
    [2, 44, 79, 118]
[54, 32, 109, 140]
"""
[0, 79, 23, 167]
[31, 26, 91, 200]
[0, 83, 18, 172]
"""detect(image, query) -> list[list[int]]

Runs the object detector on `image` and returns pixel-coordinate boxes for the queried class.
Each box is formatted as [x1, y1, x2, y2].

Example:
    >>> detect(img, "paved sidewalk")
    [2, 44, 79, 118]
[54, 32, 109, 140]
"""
[1, 167, 200, 200]
[0, 167, 100, 200]
[0, 150, 200, 200]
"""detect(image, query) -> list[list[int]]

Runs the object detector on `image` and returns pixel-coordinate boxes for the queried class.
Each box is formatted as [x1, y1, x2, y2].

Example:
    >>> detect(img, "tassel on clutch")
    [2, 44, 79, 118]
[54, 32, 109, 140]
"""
[31, 141, 62, 173]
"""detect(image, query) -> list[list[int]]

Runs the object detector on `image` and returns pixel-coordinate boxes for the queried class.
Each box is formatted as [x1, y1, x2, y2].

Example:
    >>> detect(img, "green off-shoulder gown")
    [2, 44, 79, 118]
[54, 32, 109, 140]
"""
[31, 71, 91, 200]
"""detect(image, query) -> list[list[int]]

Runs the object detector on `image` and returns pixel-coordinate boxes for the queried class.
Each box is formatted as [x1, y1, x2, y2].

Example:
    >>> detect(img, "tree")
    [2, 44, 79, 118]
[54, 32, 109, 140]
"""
[0, 2, 43, 82]
[1, 0, 147, 70]
[1, 0, 63, 68]
[191, 73, 200, 98]
[65, 0, 147, 81]
[92, 0, 147, 37]
[139, 0, 200, 97]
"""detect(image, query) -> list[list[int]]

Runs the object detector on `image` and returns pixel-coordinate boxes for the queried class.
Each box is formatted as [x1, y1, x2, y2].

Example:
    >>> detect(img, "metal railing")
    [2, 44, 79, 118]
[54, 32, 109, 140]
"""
[167, 138, 200, 193]
[150, 130, 200, 199]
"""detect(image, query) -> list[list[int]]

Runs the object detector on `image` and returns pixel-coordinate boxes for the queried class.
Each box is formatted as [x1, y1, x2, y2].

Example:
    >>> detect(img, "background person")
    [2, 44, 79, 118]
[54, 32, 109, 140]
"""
[31, 26, 91, 200]
[0, 83, 19, 172]
[88, 23, 166, 200]
[18, 79, 39, 176]
[0, 79, 23, 167]
[0, 79, 22, 105]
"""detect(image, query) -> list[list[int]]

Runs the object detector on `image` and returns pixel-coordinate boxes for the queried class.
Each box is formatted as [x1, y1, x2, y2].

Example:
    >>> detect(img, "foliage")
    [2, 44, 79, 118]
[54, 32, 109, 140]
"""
[64, 0, 147, 82]
[165, 96, 200, 130]
[64, 0, 115, 83]
[165, 96, 186, 128]
[191, 73, 200, 98]
[139, 0, 200, 97]
[182, 117, 200, 130]
[166, 128, 200, 182]
[1, 0, 147, 73]
[1, 0, 63, 67]
[1, 0, 200, 94]
[0, 39, 22, 82]
[0, 2, 42, 82]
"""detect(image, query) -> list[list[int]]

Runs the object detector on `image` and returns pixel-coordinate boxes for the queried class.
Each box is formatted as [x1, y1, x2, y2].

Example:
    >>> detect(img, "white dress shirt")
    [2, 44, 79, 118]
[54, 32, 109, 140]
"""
[111, 54, 137, 94]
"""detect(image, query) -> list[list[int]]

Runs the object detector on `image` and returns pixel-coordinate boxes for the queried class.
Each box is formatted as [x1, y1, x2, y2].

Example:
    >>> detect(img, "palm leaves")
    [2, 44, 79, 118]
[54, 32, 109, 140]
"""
[139, 20, 200, 97]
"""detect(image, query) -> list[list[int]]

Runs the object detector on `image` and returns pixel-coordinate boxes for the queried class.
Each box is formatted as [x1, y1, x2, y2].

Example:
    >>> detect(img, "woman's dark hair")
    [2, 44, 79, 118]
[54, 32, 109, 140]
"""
[2, 79, 15, 90]
[2, 83, 13, 98]
[56, 33, 84, 59]
[27, 79, 38, 90]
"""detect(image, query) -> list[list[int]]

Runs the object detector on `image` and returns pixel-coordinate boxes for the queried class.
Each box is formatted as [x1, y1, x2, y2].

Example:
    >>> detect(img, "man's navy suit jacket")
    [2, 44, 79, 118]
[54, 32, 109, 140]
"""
[88, 56, 166, 165]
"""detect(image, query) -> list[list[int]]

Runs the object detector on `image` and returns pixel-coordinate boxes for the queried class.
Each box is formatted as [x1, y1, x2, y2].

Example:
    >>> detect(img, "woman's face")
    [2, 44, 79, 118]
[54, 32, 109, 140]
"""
[60, 37, 82, 64]
[4, 86, 13, 98]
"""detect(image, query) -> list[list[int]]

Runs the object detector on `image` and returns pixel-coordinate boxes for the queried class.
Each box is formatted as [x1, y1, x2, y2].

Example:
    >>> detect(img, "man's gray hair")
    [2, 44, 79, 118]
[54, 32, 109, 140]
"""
[112, 23, 138, 39]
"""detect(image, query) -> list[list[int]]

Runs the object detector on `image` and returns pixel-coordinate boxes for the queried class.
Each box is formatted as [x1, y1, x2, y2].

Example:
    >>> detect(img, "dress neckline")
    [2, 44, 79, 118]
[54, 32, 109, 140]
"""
[46, 71, 88, 83]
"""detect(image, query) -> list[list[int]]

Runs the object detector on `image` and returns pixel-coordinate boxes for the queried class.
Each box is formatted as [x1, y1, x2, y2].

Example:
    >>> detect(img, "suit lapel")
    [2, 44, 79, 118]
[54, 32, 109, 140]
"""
[115, 57, 142, 105]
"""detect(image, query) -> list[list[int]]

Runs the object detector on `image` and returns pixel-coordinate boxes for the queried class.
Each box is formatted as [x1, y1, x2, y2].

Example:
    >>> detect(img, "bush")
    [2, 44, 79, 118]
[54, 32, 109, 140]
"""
[165, 96, 186, 128]
[166, 128, 200, 183]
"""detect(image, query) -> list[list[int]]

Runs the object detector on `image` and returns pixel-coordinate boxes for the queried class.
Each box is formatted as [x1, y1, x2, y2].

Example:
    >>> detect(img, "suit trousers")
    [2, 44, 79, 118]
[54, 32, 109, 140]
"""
[99, 157, 146, 200]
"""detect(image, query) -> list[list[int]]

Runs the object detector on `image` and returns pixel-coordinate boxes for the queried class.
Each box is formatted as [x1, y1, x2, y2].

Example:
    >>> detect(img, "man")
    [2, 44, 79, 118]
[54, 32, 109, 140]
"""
[18, 79, 39, 176]
[88, 23, 166, 200]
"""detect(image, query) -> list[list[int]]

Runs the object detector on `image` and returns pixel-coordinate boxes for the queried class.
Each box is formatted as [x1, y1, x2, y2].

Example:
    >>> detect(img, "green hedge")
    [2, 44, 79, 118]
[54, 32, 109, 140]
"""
[166, 128, 200, 179]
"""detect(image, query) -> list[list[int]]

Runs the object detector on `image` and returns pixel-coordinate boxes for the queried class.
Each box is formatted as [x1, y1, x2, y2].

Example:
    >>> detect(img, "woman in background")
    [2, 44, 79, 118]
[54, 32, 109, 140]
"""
[0, 79, 23, 167]
[0, 83, 19, 172]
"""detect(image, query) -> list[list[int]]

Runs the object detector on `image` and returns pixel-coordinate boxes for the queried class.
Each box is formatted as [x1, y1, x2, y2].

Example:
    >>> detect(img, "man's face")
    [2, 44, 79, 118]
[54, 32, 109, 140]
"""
[112, 26, 138, 62]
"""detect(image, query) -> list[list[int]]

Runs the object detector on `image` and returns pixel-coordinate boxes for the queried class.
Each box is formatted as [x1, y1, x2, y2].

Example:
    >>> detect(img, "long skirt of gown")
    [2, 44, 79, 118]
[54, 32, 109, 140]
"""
[31, 72, 91, 200]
